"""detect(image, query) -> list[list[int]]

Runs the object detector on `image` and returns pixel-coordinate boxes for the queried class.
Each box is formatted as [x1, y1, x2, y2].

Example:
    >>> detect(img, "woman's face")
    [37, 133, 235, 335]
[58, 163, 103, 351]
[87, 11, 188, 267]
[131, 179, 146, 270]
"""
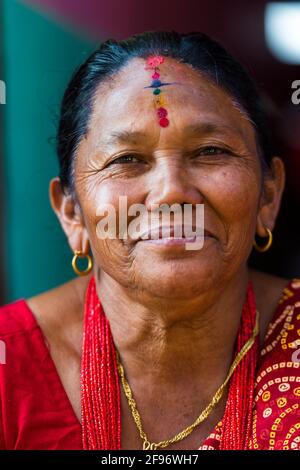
[63, 57, 283, 299]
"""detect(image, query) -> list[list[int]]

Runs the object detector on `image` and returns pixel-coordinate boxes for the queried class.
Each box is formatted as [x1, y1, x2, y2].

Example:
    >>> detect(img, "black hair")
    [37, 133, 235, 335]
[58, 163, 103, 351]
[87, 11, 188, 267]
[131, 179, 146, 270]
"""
[57, 30, 275, 192]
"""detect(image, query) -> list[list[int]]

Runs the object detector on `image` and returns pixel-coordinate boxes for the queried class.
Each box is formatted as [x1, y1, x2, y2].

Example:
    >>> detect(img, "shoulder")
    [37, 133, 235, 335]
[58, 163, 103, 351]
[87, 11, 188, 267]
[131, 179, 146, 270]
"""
[0, 278, 88, 450]
[260, 276, 300, 359]
[27, 274, 91, 324]
[249, 269, 294, 343]
[251, 274, 300, 450]
[0, 275, 90, 350]
[25, 275, 91, 355]
[0, 299, 37, 338]
[250, 268, 300, 367]
[249, 268, 292, 307]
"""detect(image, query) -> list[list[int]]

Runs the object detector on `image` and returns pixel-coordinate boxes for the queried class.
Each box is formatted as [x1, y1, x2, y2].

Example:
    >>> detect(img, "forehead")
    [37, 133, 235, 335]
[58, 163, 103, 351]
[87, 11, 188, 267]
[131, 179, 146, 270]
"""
[87, 57, 255, 148]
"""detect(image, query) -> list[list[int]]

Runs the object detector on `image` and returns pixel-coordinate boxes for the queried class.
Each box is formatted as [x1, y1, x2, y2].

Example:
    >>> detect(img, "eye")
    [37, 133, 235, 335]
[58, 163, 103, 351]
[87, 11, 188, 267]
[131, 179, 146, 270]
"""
[108, 154, 141, 165]
[195, 146, 230, 156]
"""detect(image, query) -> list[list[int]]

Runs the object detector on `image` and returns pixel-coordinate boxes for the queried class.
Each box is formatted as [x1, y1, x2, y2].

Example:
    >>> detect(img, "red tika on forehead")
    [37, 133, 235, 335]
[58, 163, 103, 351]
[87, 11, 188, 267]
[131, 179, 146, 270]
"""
[145, 55, 164, 68]
[144, 55, 170, 128]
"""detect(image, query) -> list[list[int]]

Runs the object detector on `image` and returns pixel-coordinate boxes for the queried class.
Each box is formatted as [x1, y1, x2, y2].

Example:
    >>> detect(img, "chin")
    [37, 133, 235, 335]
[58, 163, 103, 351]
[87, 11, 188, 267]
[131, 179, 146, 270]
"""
[134, 261, 219, 300]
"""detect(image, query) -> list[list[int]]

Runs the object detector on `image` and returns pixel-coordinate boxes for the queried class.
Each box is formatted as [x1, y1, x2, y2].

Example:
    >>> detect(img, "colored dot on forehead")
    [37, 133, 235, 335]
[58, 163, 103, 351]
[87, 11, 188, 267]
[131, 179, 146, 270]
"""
[146, 56, 164, 67]
[151, 79, 162, 87]
[159, 117, 169, 127]
[156, 95, 165, 105]
[157, 107, 168, 118]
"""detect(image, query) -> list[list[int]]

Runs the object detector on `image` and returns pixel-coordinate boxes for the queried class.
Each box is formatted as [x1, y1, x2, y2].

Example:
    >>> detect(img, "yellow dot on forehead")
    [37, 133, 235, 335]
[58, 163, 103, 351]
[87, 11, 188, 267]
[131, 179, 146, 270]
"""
[155, 95, 166, 107]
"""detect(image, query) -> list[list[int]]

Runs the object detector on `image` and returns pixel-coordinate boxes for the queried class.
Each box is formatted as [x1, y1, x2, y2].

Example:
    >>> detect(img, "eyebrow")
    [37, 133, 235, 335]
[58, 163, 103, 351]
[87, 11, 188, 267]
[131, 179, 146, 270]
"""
[183, 122, 242, 137]
[102, 122, 242, 147]
[103, 130, 150, 147]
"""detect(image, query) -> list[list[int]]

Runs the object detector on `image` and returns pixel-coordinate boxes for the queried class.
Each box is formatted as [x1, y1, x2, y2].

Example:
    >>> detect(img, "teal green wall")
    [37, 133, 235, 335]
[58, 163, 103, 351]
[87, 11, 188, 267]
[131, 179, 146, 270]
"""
[2, 0, 94, 302]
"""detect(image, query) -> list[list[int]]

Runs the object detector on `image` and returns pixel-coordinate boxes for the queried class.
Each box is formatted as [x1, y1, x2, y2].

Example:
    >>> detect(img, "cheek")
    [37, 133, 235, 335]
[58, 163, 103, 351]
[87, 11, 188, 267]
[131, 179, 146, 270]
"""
[207, 166, 261, 223]
[88, 176, 145, 208]
[78, 179, 143, 260]
[82, 177, 148, 237]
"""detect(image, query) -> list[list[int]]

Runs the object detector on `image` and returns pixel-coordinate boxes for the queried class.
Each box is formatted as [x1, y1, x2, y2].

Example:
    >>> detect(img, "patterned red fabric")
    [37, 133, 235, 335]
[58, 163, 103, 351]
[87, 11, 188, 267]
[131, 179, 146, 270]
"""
[0, 278, 299, 450]
[199, 278, 300, 450]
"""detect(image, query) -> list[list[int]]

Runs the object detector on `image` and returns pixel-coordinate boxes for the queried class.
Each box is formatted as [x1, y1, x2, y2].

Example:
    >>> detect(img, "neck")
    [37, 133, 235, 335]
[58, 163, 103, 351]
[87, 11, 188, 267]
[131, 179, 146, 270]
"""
[95, 266, 250, 390]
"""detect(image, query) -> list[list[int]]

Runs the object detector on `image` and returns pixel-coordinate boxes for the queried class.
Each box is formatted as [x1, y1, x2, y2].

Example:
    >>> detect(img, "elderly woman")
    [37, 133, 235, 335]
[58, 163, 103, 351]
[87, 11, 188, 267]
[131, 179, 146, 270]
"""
[0, 31, 299, 451]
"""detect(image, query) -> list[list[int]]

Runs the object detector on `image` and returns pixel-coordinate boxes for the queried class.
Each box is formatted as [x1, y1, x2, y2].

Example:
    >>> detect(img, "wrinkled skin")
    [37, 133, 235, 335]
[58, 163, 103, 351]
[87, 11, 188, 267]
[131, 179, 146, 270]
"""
[44, 57, 286, 449]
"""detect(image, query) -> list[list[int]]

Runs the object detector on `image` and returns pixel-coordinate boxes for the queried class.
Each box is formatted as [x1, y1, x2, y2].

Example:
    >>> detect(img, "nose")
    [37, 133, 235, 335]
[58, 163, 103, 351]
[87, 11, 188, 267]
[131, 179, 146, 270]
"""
[145, 159, 204, 208]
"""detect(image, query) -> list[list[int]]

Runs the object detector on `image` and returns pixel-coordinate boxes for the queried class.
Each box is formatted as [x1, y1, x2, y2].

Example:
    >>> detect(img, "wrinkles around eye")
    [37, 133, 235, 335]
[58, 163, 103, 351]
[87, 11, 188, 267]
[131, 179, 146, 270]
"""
[106, 154, 142, 166]
[104, 147, 231, 168]
[97, 143, 252, 172]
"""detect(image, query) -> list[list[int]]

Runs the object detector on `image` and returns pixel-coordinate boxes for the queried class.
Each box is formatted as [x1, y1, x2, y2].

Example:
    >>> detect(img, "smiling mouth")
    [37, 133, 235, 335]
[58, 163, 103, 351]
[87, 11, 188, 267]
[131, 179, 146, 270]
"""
[137, 236, 211, 247]
[136, 226, 214, 241]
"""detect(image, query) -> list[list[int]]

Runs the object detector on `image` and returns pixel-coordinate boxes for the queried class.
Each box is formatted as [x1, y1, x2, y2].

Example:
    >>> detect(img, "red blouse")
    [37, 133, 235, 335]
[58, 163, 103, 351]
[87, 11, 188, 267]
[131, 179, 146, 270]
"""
[0, 278, 300, 450]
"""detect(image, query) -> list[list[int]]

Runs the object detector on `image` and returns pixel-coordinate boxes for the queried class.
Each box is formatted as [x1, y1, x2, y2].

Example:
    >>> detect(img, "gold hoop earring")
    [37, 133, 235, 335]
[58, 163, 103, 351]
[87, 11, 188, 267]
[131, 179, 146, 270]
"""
[253, 228, 273, 253]
[72, 250, 93, 276]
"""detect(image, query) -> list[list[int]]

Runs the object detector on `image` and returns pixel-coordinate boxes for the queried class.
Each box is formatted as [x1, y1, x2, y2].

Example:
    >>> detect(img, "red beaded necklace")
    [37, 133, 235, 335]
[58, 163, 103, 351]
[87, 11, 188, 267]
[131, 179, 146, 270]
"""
[81, 276, 258, 450]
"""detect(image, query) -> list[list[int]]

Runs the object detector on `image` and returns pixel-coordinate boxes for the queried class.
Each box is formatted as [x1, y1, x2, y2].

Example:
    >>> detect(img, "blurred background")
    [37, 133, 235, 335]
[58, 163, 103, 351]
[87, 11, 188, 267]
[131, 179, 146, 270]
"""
[0, 0, 299, 303]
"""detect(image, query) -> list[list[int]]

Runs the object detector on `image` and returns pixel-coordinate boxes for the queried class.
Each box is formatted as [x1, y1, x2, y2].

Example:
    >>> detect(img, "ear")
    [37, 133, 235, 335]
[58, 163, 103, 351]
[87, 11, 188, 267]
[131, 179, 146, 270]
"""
[256, 157, 285, 237]
[49, 177, 90, 254]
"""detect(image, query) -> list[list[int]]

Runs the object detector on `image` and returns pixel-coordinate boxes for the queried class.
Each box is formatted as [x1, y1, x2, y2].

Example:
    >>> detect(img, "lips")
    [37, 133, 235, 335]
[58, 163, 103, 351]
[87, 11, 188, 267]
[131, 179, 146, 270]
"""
[135, 225, 214, 241]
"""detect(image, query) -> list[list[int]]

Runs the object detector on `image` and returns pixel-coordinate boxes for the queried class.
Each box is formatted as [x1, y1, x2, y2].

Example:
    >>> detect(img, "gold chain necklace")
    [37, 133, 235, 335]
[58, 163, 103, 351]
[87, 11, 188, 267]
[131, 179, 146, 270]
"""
[116, 310, 259, 450]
